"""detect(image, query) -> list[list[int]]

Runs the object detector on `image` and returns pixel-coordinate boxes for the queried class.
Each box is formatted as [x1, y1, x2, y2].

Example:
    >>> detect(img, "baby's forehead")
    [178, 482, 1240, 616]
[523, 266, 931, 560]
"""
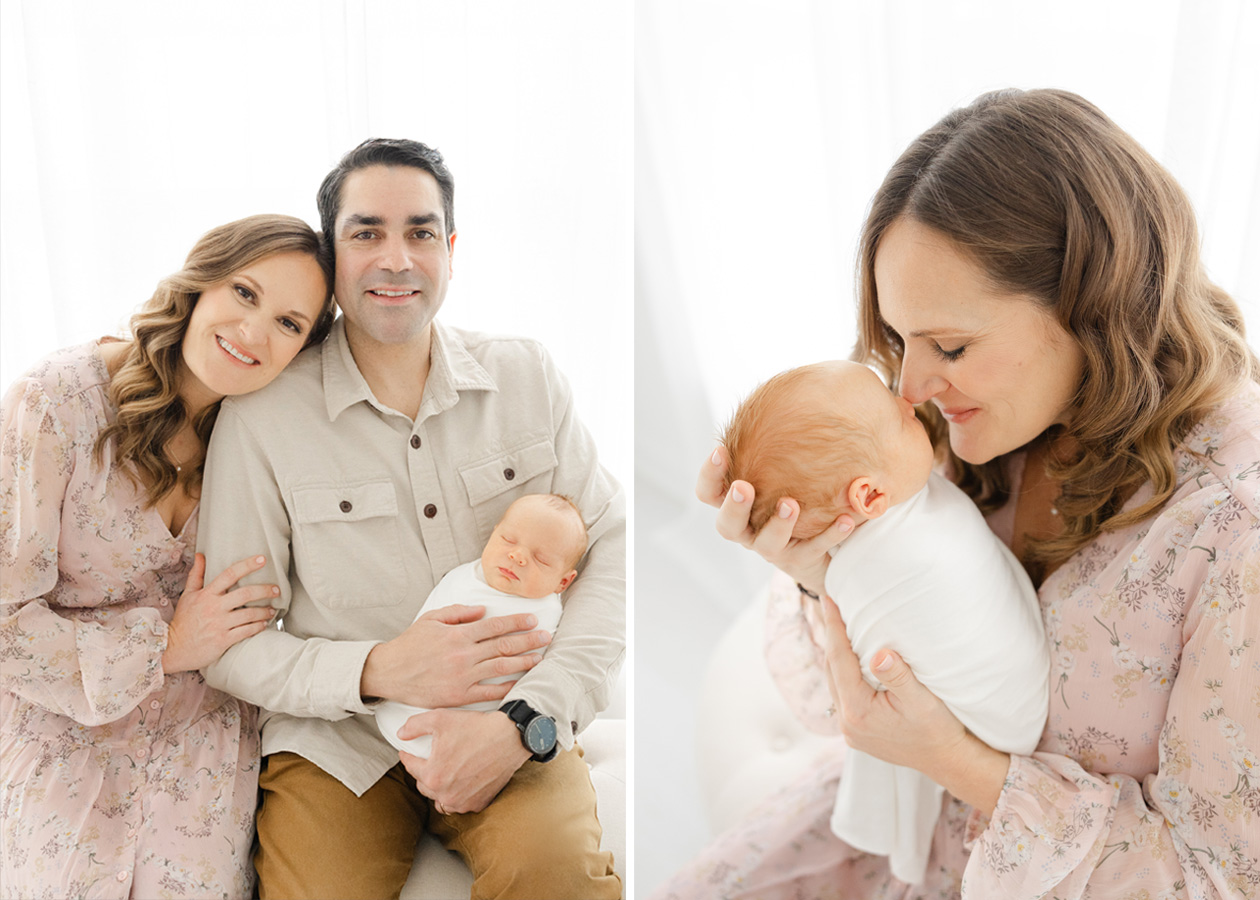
[500, 496, 583, 537]
[802, 362, 892, 413]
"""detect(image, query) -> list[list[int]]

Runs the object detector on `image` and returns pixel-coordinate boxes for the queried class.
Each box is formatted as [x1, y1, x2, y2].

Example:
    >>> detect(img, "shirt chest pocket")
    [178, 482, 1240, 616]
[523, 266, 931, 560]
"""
[459, 438, 559, 539]
[291, 481, 413, 609]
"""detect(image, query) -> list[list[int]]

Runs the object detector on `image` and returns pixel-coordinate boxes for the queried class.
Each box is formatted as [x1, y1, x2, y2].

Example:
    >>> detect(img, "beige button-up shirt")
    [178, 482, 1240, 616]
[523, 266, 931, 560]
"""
[199, 317, 625, 796]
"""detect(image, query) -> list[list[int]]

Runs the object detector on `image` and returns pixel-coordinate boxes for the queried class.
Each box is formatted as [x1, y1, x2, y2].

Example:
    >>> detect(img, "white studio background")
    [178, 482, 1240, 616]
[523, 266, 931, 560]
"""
[634, 0, 1260, 893]
[0, 0, 633, 487]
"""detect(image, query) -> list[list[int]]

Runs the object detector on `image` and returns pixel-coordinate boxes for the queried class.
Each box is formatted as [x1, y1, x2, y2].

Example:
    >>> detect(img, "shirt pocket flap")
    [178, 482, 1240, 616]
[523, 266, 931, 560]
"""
[291, 482, 399, 524]
[459, 439, 558, 506]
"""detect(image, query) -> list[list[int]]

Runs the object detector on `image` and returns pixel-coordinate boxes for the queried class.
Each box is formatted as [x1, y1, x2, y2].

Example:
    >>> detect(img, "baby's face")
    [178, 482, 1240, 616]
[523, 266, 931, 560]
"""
[480, 496, 582, 598]
[814, 360, 935, 496]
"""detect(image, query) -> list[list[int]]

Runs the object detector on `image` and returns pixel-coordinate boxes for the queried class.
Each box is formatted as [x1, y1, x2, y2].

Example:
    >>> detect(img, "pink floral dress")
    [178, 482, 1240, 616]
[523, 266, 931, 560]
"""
[655, 383, 1260, 899]
[1, 343, 259, 899]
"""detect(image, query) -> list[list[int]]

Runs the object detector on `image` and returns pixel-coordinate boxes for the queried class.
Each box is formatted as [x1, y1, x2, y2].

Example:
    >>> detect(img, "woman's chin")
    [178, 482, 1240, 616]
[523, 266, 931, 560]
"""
[949, 436, 1000, 466]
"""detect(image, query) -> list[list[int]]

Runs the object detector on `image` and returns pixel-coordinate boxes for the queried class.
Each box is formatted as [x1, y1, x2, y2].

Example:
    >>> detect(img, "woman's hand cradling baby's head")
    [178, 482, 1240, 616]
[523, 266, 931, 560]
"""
[697, 446, 854, 596]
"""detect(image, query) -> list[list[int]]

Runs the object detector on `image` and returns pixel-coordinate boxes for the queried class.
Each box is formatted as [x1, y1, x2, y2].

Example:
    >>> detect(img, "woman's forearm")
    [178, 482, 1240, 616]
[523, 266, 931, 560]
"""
[925, 732, 1010, 816]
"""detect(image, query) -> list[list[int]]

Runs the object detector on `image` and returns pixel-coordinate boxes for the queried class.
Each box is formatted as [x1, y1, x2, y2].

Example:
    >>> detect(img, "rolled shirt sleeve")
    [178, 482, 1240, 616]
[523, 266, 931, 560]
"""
[501, 343, 626, 747]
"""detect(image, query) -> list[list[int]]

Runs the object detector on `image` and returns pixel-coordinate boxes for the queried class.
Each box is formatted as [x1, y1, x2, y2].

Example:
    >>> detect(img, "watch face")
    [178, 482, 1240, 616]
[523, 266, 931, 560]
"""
[524, 715, 557, 753]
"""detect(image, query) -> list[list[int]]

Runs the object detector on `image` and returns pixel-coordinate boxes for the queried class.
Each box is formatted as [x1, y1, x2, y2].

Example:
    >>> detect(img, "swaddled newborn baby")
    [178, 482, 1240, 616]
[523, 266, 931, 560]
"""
[375, 493, 587, 758]
[723, 360, 1048, 885]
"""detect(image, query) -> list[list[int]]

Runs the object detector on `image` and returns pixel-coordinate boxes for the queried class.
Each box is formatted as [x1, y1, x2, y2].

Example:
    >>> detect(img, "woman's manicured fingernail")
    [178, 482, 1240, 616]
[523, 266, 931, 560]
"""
[731, 486, 745, 503]
[873, 652, 893, 672]
[778, 502, 792, 519]
[711, 449, 722, 465]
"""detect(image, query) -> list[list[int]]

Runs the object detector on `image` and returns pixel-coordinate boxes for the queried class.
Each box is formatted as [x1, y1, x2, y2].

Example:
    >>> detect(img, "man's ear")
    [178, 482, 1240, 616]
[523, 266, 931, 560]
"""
[846, 476, 890, 519]
[447, 230, 457, 277]
[558, 569, 577, 593]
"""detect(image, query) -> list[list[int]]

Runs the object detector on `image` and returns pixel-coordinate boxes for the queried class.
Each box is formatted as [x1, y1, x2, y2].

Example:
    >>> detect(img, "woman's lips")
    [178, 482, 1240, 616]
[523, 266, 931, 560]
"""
[216, 335, 259, 366]
[940, 406, 979, 424]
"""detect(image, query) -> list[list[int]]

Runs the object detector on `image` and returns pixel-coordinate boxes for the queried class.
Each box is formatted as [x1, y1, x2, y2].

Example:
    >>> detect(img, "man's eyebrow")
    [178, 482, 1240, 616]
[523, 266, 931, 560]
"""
[341, 214, 383, 230]
[340, 213, 444, 234]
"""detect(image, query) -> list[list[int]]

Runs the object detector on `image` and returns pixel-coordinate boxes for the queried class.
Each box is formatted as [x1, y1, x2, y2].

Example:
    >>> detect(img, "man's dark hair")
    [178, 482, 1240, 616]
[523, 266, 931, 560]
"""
[316, 138, 456, 245]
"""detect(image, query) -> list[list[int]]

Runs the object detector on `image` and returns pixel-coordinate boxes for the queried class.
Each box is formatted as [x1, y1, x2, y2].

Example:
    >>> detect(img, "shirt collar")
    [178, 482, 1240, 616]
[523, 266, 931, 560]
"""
[320, 316, 497, 422]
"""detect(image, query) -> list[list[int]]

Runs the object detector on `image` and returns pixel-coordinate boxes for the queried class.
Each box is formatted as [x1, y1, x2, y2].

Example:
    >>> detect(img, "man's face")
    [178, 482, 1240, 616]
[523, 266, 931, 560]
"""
[332, 165, 455, 347]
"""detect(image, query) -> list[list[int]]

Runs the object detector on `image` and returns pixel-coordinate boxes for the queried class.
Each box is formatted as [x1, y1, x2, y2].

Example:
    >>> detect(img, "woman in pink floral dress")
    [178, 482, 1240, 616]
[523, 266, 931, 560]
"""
[674, 89, 1260, 898]
[1, 215, 333, 899]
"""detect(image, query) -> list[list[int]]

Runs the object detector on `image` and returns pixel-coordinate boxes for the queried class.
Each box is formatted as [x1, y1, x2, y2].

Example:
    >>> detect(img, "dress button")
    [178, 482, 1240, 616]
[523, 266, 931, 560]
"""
[504, 468, 515, 480]
[135, 748, 148, 760]
[410, 435, 421, 449]
[424, 504, 438, 519]
[339, 500, 353, 513]
[117, 871, 129, 882]
[150, 700, 161, 710]
[127, 827, 137, 839]
[159, 597, 169, 607]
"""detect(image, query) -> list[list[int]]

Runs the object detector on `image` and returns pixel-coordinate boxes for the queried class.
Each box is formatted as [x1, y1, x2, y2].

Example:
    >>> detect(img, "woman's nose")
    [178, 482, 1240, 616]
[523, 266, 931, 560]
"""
[237, 314, 264, 346]
[899, 349, 948, 405]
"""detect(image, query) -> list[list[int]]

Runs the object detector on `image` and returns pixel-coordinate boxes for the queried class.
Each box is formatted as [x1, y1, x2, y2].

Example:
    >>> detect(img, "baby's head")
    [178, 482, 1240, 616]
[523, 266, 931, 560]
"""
[722, 360, 934, 539]
[481, 493, 589, 598]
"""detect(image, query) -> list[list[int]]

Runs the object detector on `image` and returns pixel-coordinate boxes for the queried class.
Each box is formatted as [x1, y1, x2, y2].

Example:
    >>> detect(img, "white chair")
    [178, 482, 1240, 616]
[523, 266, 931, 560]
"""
[400, 669, 626, 899]
[695, 585, 834, 833]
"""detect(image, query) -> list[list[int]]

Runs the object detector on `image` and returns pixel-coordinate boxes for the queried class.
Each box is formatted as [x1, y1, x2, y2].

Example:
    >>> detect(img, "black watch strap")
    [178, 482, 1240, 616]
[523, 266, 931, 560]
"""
[499, 700, 558, 763]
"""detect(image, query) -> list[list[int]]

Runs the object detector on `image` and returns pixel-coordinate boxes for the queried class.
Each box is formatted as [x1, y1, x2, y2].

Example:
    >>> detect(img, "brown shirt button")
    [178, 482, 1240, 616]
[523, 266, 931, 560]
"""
[424, 504, 438, 518]
[504, 468, 515, 480]
[410, 435, 421, 449]
[339, 500, 352, 513]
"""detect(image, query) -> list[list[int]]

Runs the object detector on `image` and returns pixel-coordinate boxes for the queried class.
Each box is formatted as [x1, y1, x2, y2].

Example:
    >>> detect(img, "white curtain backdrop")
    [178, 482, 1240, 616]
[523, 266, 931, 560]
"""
[635, 0, 1259, 892]
[0, 0, 632, 484]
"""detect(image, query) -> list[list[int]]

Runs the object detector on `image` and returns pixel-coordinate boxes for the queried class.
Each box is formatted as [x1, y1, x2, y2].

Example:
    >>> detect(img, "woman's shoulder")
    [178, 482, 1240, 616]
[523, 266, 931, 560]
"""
[2, 340, 111, 425]
[1175, 380, 1260, 521]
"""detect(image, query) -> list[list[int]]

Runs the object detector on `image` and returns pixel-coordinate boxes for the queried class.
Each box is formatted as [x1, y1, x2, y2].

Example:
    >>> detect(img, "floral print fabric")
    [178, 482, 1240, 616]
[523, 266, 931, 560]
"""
[655, 384, 1260, 899]
[1, 343, 259, 899]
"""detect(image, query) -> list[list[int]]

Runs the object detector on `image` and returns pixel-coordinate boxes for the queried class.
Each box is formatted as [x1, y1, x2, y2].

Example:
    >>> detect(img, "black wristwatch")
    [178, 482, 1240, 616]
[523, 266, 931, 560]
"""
[499, 700, 558, 763]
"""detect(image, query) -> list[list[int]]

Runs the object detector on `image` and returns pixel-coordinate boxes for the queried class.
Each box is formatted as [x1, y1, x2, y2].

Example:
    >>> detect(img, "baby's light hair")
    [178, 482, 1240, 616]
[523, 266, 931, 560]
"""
[722, 364, 883, 539]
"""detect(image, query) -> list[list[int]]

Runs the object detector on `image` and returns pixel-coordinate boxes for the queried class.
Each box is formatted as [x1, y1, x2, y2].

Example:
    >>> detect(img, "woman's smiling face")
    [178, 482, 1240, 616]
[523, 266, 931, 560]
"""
[875, 217, 1085, 464]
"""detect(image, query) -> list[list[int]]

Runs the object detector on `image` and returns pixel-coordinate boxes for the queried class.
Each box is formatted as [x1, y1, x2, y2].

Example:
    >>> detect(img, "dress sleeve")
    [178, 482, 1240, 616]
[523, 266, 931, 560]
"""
[961, 524, 1260, 899]
[0, 376, 168, 725]
[763, 572, 844, 736]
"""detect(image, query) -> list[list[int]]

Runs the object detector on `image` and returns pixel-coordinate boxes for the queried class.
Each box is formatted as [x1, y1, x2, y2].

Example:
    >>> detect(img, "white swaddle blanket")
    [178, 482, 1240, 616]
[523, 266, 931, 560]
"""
[374, 560, 563, 758]
[825, 472, 1048, 885]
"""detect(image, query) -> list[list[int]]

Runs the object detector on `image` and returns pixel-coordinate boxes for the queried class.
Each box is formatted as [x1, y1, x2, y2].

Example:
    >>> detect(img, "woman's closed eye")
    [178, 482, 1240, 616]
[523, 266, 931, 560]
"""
[932, 342, 966, 362]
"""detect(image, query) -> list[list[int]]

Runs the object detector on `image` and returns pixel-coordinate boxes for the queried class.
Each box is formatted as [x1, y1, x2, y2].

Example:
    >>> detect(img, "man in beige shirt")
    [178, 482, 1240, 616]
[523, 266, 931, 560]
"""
[199, 139, 624, 899]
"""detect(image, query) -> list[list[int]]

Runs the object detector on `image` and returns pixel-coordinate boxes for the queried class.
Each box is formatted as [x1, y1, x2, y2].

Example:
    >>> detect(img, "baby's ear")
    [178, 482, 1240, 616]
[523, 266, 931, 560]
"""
[846, 476, 889, 519]
[558, 570, 578, 593]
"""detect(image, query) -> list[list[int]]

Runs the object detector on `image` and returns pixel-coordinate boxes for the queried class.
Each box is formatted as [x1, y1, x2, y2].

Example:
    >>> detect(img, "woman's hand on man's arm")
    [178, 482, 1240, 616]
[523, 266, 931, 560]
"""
[696, 446, 854, 597]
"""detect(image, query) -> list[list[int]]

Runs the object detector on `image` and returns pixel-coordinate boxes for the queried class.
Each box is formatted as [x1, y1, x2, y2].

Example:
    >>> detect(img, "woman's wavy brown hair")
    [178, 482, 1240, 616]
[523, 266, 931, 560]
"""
[854, 88, 1257, 569]
[94, 214, 334, 505]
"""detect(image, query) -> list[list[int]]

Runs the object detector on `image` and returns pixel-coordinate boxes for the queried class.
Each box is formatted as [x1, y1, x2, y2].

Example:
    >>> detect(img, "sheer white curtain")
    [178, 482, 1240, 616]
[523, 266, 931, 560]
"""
[0, 0, 632, 482]
[635, 0, 1260, 891]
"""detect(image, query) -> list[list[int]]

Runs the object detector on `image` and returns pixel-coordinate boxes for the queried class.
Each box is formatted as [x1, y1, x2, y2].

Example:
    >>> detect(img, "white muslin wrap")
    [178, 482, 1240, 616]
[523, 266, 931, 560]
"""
[374, 560, 563, 758]
[825, 472, 1049, 885]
